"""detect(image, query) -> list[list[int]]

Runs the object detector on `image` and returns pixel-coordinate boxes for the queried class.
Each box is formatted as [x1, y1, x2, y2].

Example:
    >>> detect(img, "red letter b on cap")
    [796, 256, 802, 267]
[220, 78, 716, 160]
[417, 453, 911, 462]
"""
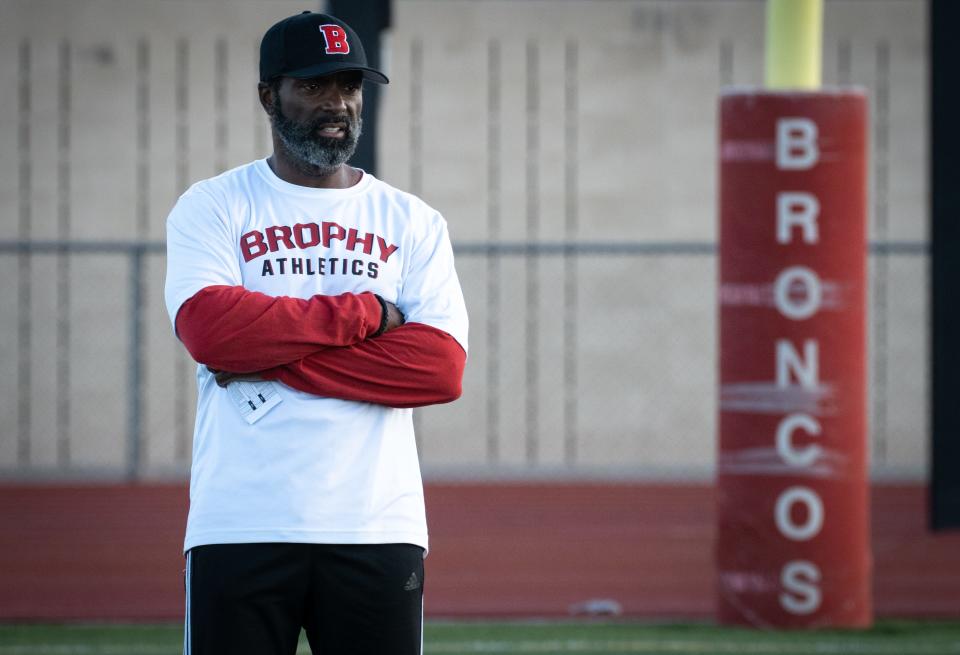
[319, 24, 350, 55]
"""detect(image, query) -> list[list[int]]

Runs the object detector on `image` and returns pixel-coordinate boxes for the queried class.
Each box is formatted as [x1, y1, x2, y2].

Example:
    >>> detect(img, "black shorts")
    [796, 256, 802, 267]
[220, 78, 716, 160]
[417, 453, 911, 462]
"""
[184, 542, 425, 655]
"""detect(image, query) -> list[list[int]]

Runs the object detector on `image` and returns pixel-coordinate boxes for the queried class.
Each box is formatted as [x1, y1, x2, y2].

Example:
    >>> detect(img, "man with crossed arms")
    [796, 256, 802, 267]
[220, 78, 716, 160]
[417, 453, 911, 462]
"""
[165, 11, 467, 655]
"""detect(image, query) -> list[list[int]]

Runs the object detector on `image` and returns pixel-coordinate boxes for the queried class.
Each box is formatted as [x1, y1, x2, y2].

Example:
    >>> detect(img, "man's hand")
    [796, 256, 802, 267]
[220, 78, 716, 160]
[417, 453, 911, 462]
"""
[382, 299, 405, 334]
[208, 367, 267, 388]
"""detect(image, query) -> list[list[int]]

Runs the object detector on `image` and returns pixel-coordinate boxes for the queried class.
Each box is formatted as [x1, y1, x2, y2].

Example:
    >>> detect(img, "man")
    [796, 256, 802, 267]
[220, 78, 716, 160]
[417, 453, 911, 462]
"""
[164, 11, 468, 655]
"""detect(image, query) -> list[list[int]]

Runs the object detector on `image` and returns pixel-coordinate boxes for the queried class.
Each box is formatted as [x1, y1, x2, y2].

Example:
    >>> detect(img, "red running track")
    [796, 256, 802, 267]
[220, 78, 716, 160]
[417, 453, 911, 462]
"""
[0, 483, 957, 620]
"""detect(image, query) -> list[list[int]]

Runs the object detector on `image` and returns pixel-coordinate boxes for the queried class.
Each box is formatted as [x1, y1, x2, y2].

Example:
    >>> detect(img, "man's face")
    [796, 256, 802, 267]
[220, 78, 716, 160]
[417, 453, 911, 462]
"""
[268, 71, 364, 173]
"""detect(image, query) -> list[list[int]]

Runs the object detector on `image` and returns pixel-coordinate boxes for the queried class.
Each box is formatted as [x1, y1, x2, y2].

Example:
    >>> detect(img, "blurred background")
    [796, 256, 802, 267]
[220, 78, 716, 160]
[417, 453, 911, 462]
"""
[0, 0, 955, 623]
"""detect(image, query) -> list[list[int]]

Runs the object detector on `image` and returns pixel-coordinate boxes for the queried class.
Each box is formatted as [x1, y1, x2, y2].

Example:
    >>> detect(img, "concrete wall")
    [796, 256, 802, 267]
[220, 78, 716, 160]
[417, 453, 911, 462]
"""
[0, 0, 929, 480]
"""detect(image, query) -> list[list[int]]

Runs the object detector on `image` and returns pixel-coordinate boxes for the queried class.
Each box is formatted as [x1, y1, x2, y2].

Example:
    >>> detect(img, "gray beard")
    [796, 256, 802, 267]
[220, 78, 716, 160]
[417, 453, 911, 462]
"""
[271, 99, 362, 177]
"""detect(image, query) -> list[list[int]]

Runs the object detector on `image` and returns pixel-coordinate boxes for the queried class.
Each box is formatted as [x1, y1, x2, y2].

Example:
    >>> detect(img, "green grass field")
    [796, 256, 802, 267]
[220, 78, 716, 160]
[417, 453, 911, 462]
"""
[0, 620, 958, 655]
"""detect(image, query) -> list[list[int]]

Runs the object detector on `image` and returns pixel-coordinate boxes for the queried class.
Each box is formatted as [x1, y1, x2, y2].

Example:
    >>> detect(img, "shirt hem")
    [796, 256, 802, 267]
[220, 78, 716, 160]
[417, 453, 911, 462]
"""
[184, 530, 429, 555]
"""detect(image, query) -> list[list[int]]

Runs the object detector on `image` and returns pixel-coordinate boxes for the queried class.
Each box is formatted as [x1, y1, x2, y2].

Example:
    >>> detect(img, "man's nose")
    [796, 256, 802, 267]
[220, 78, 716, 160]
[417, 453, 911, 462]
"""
[317, 87, 348, 112]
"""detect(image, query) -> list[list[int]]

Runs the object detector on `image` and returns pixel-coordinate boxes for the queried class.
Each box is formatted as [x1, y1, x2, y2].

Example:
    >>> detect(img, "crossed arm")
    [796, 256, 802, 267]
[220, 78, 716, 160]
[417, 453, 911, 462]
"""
[175, 285, 465, 408]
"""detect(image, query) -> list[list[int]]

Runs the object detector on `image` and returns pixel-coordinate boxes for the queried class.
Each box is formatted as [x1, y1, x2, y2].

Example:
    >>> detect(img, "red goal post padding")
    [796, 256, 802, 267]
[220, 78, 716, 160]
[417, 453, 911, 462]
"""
[717, 90, 871, 628]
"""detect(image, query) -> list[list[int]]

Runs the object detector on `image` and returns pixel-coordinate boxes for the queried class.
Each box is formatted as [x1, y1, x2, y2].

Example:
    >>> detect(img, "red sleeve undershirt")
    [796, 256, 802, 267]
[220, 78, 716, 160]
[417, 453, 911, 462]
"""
[175, 285, 382, 373]
[260, 323, 465, 408]
[175, 285, 465, 408]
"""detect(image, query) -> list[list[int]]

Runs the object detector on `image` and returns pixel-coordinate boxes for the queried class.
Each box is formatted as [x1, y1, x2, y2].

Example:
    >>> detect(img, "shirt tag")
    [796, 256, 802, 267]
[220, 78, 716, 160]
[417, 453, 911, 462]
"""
[227, 380, 283, 425]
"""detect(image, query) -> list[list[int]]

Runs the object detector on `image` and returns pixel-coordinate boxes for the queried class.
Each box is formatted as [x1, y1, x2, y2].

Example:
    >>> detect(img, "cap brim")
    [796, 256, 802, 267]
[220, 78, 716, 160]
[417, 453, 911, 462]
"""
[284, 63, 389, 85]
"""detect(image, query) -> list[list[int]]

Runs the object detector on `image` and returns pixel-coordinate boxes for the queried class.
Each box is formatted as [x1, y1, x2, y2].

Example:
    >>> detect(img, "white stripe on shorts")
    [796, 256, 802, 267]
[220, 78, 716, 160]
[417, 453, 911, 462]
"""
[183, 551, 191, 655]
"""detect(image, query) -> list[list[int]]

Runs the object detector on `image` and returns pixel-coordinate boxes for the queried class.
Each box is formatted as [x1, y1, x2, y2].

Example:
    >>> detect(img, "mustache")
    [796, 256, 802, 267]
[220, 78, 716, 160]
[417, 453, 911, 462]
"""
[306, 114, 358, 132]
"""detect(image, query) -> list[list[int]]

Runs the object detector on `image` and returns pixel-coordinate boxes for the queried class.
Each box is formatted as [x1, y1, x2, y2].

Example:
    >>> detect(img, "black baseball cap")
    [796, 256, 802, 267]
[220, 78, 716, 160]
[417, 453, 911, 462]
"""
[259, 11, 389, 84]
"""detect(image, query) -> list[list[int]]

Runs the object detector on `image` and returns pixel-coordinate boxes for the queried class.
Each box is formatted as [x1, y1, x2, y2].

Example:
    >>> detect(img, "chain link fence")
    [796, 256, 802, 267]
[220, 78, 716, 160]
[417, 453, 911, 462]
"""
[0, 0, 929, 481]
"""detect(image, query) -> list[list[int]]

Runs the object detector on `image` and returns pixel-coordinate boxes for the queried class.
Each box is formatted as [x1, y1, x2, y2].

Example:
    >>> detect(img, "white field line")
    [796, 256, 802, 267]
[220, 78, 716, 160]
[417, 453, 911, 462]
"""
[0, 639, 958, 655]
[0, 644, 304, 655]
[0, 647, 176, 655]
[423, 639, 960, 655]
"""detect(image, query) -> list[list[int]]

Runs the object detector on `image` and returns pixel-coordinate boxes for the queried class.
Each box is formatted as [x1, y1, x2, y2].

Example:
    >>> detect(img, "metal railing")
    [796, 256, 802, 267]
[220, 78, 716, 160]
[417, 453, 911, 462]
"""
[0, 238, 928, 480]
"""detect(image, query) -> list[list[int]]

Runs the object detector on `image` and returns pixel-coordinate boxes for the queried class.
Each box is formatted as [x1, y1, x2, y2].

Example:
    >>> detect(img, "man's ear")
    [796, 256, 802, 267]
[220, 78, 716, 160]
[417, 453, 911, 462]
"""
[258, 82, 275, 116]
